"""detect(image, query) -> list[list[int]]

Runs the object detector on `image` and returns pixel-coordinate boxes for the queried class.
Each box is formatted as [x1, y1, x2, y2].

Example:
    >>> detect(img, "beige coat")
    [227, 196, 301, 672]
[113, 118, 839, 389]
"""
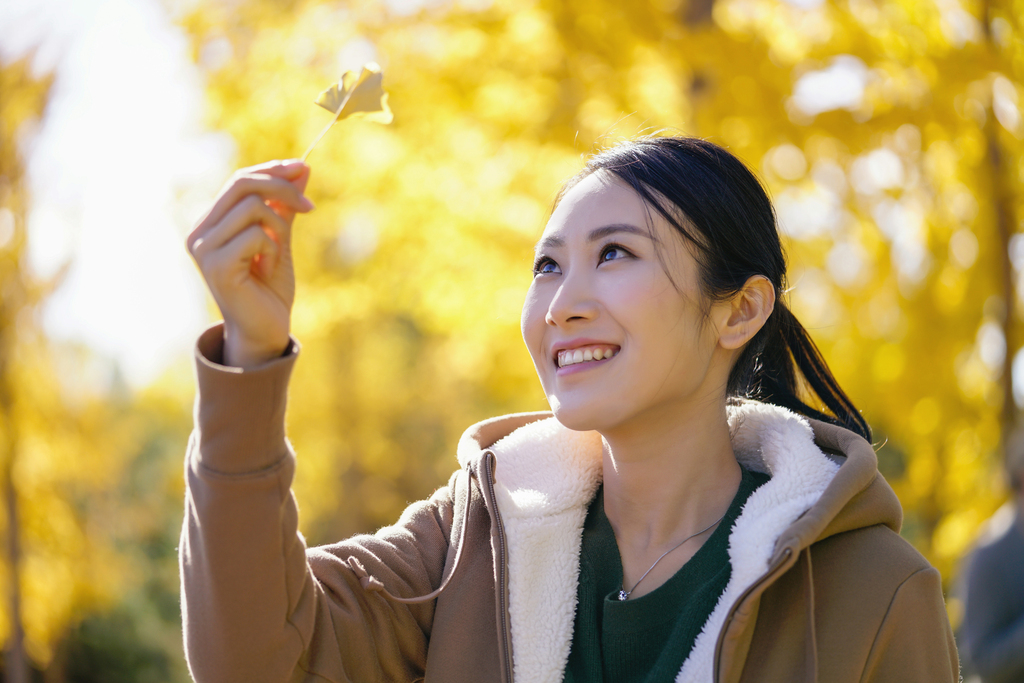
[180, 324, 959, 682]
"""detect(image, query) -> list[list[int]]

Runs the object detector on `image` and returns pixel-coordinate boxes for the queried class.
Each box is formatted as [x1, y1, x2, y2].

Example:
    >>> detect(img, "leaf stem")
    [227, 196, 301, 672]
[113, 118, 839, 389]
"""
[301, 86, 355, 162]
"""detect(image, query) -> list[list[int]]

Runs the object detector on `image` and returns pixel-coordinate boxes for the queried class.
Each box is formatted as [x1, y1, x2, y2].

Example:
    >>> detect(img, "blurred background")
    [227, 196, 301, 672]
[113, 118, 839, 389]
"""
[0, 0, 1021, 679]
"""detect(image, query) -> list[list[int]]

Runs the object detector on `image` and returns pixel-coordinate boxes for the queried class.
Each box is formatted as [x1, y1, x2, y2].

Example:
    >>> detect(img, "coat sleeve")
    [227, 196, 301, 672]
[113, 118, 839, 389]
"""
[859, 566, 960, 683]
[179, 324, 456, 683]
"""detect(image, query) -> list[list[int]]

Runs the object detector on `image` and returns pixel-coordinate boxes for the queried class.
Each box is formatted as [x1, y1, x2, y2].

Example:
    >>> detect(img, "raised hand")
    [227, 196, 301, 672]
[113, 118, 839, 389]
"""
[186, 160, 313, 368]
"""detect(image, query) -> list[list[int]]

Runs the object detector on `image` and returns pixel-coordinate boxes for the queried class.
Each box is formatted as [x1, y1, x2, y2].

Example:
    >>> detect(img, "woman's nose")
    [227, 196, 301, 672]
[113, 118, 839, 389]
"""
[545, 272, 599, 326]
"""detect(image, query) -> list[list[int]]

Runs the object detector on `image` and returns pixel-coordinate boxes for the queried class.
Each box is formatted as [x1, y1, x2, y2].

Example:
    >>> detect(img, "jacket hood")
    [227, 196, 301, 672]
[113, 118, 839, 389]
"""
[457, 401, 902, 546]
[454, 401, 903, 683]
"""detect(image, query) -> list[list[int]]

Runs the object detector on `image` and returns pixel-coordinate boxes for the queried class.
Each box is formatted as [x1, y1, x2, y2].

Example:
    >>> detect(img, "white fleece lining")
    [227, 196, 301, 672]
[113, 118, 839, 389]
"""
[675, 403, 839, 682]
[486, 418, 604, 683]
[469, 403, 839, 683]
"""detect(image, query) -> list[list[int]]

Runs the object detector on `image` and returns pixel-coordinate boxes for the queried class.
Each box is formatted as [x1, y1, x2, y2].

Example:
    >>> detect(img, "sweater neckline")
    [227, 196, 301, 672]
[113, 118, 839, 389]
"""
[564, 466, 770, 683]
[592, 465, 771, 610]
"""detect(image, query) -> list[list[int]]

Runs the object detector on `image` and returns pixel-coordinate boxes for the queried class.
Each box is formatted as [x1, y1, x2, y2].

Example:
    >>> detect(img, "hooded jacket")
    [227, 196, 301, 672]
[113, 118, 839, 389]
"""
[180, 324, 959, 683]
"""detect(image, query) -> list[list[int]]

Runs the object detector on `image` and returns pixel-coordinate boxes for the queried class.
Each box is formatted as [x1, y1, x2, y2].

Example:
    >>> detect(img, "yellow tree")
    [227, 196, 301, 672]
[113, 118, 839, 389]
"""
[0, 52, 47, 683]
[0, 57, 191, 679]
[176, 0, 1022, 611]
[691, 0, 1024, 594]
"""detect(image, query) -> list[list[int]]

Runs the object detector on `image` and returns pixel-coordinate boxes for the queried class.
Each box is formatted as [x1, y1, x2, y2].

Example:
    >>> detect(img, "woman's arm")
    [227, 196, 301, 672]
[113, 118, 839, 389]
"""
[180, 163, 455, 682]
[180, 323, 456, 682]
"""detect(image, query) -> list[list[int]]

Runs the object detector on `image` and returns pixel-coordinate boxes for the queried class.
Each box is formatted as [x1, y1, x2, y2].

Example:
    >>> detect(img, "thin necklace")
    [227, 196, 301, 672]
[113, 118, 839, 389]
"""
[617, 511, 727, 601]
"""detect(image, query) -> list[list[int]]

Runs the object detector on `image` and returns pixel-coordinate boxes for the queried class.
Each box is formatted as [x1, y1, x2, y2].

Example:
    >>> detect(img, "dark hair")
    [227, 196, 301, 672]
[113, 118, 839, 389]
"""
[561, 136, 871, 442]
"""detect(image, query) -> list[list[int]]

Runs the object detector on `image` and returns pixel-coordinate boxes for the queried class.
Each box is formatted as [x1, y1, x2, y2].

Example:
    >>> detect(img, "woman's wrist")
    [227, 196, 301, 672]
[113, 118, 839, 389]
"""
[223, 324, 290, 369]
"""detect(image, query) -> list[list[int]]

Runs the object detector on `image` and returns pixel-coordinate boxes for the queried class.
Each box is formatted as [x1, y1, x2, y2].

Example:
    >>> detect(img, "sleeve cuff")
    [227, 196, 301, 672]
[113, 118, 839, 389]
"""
[191, 322, 300, 474]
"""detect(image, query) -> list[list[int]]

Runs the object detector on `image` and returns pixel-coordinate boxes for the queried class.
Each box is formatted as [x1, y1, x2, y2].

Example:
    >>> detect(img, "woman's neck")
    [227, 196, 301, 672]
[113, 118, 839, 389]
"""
[599, 396, 741, 553]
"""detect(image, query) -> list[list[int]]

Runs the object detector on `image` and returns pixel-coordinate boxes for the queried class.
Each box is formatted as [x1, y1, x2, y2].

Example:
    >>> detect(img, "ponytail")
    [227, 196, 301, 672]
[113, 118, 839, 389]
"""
[732, 302, 871, 442]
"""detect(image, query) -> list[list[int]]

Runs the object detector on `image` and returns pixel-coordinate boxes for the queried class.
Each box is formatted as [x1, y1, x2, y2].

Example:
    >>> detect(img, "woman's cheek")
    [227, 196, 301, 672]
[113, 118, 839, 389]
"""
[520, 285, 549, 372]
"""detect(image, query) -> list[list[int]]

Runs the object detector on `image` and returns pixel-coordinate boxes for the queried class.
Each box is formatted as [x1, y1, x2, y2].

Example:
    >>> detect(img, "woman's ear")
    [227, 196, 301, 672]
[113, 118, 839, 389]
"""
[715, 275, 776, 350]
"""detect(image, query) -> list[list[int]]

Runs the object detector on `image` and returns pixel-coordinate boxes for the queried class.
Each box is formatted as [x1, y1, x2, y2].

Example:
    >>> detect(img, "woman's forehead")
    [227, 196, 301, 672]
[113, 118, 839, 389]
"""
[542, 172, 653, 241]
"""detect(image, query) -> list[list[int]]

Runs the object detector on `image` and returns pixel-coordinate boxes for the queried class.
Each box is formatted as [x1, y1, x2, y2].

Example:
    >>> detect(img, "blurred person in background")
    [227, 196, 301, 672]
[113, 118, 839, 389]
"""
[179, 137, 958, 682]
[961, 430, 1024, 683]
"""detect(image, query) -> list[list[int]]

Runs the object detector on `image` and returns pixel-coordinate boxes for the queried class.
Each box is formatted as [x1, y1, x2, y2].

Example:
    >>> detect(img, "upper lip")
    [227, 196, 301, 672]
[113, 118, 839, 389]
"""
[551, 338, 620, 362]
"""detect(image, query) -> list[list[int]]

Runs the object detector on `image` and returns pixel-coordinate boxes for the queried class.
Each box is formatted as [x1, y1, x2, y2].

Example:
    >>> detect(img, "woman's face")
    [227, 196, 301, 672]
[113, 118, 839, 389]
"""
[521, 171, 729, 432]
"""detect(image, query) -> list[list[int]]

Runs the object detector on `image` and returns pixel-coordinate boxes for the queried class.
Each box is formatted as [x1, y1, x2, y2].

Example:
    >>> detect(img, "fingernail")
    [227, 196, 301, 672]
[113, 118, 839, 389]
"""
[281, 159, 306, 169]
[300, 197, 315, 211]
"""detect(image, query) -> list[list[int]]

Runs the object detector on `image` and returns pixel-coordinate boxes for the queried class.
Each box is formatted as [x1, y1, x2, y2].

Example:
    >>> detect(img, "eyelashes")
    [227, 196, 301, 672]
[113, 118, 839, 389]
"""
[533, 243, 634, 276]
[533, 256, 559, 275]
[600, 244, 632, 262]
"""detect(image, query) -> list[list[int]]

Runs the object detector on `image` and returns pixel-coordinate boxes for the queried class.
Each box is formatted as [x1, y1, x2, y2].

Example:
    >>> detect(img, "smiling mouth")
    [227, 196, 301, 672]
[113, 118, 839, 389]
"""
[556, 345, 620, 368]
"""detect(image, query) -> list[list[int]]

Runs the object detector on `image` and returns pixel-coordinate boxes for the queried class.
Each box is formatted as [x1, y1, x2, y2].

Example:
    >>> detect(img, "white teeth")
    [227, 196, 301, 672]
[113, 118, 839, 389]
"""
[557, 347, 618, 367]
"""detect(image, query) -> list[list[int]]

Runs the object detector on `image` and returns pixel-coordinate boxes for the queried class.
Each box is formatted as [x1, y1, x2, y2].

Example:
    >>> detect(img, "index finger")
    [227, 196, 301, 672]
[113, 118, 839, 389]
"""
[246, 160, 312, 220]
[242, 159, 308, 178]
[236, 159, 311, 207]
[196, 169, 312, 233]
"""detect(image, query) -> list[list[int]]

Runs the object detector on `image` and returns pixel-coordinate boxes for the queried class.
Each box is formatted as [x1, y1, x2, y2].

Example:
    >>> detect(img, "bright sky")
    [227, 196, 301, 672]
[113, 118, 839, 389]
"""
[0, 0, 231, 390]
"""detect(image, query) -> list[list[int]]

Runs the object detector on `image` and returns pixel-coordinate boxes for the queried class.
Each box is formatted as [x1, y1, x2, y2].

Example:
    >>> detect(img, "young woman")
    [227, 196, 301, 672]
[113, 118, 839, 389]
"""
[181, 136, 959, 682]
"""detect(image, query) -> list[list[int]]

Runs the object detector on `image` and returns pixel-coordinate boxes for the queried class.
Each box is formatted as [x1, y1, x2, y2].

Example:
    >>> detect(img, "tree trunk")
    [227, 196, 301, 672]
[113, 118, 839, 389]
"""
[987, 126, 1016, 436]
[0, 303, 28, 683]
[0, 69, 29, 683]
[681, 0, 714, 25]
[983, 0, 1019, 459]
[1, 457, 27, 683]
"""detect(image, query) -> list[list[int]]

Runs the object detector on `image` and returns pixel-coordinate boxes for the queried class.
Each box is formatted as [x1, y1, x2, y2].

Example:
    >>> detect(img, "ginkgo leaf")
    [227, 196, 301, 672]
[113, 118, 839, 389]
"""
[315, 63, 393, 124]
[302, 62, 393, 161]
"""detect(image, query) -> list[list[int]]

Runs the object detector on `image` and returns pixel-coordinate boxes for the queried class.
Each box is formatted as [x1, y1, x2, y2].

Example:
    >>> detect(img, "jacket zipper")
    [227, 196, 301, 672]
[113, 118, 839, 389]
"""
[483, 453, 514, 683]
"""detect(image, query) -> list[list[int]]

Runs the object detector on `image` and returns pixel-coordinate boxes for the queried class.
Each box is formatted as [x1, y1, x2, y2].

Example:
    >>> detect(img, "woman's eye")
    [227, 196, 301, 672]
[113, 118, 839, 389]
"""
[533, 258, 561, 276]
[600, 245, 631, 263]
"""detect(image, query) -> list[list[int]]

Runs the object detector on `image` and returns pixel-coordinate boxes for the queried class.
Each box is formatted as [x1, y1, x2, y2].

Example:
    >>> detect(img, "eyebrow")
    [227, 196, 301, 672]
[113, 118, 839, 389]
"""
[536, 223, 654, 251]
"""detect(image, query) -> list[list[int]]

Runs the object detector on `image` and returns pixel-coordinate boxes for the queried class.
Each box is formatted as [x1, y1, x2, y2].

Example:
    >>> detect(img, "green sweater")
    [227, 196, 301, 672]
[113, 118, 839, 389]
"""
[565, 466, 770, 683]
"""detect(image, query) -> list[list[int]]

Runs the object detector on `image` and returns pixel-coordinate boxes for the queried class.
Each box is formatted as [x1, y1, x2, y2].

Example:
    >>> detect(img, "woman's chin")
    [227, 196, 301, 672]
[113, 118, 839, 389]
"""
[549, 398, 621, 433]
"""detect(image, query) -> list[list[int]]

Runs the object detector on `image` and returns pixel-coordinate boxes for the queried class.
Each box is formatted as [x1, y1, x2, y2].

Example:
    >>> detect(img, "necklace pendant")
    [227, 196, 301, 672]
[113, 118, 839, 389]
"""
[618, 589, 629, 601]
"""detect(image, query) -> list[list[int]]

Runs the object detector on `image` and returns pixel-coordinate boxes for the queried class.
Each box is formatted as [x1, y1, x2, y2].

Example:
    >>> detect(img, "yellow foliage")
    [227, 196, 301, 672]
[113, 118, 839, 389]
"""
[175, 0, 1024, 589]
[1, 58, 192, 672]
